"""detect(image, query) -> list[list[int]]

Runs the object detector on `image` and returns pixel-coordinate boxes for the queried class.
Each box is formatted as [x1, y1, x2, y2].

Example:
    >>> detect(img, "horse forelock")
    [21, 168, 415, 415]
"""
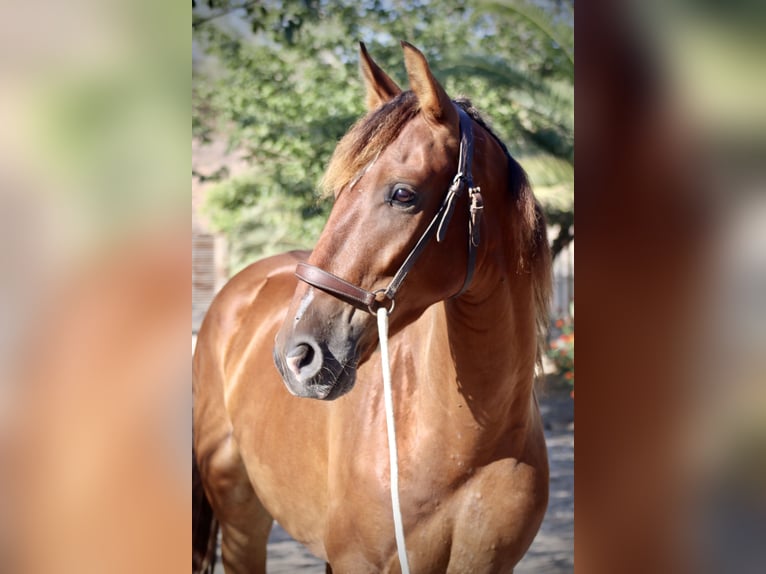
[321, 91, 419, 197]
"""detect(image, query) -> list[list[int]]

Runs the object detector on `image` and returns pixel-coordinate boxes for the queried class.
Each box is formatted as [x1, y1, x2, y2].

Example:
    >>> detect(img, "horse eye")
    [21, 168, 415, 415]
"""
[392, 187, 416, 204]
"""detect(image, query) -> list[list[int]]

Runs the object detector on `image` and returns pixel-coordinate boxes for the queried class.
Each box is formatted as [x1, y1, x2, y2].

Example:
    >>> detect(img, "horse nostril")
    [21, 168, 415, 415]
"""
[285, 342, 318, 379]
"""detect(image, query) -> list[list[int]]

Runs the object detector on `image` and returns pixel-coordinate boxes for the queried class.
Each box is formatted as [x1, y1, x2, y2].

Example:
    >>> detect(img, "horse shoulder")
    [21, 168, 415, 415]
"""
[194, 249, 309, 427]
[196, 250, 335, 552]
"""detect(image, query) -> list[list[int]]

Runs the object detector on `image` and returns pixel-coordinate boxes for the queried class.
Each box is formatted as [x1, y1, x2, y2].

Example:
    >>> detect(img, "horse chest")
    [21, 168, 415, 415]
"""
[326, 453, 546, 573]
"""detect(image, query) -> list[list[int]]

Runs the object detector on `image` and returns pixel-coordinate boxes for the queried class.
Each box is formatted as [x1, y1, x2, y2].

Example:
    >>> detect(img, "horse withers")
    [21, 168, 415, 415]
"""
[193, 42, 551, 573]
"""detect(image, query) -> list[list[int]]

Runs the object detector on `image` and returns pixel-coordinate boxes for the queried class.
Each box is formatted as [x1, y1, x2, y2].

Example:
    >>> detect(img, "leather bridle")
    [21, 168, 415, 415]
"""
[295, 106, 484, 315]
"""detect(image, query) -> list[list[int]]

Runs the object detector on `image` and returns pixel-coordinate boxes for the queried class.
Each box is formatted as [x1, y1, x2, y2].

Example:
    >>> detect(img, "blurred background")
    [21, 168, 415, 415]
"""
[575, 2, 766, 573]
[0, 1, 189, 572]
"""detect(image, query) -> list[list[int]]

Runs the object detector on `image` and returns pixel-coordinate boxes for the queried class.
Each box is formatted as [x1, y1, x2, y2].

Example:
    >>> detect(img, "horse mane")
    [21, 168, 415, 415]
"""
[321, 93, 552, 368]
[321, 91, 420, 197]
[453, 98, 552, 372]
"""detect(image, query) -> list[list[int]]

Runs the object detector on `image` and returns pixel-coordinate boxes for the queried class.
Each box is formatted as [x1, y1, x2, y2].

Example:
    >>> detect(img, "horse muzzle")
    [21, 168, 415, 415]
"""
[273, 331, 360, 401]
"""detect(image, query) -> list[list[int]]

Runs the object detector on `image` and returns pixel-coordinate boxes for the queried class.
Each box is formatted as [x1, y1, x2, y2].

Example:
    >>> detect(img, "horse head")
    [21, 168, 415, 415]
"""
[274, 42, 517, 400]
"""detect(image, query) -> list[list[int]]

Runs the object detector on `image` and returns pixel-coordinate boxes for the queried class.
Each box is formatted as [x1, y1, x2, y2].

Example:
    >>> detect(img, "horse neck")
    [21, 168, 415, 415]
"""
[442, 266, 540, 432]
[436, 137, 542, 441]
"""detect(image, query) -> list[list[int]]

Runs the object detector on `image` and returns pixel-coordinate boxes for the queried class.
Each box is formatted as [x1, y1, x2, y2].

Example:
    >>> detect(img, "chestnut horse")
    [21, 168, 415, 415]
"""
[193, 42, 551, 573]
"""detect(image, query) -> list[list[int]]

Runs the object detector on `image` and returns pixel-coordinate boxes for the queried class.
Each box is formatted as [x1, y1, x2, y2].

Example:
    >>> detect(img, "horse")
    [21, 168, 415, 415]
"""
[193, 41, 551, 573]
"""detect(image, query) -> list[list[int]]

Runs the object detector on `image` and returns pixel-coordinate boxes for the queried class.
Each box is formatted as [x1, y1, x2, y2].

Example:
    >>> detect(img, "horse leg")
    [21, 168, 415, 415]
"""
[200, 432, 273, 574]
[193, 446, 219, 574]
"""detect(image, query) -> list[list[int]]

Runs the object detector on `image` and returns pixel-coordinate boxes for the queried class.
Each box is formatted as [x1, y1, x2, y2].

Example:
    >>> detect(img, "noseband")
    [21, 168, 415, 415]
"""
[295, 106, 484, 315]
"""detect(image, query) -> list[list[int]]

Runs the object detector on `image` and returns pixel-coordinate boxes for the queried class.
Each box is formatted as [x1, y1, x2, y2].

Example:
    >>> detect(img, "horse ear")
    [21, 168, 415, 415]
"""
[359, 42, 402, 111]
[400, 41, 458, 130]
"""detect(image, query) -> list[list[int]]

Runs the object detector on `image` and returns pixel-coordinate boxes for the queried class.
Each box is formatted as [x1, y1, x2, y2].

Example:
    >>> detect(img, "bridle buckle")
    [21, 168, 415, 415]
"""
[469, 187, 483, 247]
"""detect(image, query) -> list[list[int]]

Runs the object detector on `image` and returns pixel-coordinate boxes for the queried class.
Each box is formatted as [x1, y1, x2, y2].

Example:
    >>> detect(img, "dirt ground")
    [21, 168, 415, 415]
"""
[516, 378, 574, 573]
[213, 378, 574, 573]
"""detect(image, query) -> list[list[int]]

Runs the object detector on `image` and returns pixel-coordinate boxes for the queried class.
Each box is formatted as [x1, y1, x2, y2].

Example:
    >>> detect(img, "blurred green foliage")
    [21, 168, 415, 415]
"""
[193, 0, 573, 273]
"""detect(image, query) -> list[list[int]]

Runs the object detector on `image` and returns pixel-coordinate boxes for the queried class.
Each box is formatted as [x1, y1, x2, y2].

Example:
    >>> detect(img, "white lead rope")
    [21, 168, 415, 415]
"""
[376, 307, 411, 574]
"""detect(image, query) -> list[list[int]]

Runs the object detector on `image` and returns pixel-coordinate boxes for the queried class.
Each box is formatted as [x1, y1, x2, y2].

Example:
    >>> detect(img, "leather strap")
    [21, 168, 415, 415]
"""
[296, 106, 483, 315]
[295, 263, 381, 312]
